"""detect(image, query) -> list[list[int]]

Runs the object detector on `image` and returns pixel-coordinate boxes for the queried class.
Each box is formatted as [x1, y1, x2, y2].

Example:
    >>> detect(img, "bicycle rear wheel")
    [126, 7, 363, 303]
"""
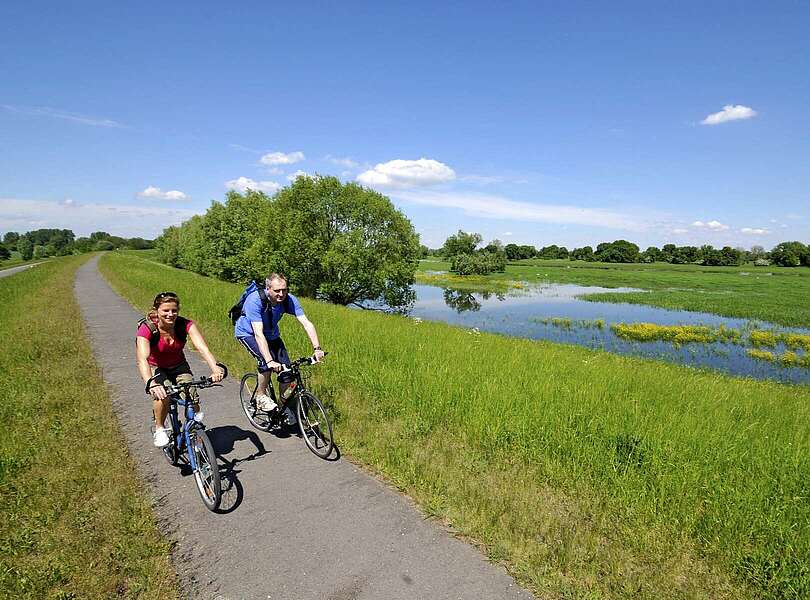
[240, 373, 272, 431]
[297, 391, 334, 459]
[189, 428, 221, 511]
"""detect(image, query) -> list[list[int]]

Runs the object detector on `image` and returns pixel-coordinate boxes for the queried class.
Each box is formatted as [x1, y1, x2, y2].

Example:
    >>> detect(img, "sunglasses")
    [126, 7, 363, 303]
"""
[154, 291, 178, 302]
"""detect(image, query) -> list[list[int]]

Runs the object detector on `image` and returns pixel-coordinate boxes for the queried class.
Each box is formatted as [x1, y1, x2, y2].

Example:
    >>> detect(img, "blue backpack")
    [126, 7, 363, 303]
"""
[228, 281, 269, 325]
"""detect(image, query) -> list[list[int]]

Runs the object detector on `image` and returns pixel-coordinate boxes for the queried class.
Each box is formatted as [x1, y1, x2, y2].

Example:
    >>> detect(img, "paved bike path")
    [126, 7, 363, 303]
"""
[0, 262, 39, 278]
[75, 256, 534, 600]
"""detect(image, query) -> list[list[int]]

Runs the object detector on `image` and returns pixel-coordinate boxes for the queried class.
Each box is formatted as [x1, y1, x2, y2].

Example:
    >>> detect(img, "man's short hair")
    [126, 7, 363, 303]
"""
[266, 272, 288, 285]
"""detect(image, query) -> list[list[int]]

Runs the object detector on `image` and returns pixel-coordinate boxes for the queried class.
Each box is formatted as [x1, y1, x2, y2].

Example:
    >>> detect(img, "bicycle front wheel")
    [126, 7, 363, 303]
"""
[297, 391, 334, 459]
[189, 428, 221, 511]
[240, 373, 272, 431]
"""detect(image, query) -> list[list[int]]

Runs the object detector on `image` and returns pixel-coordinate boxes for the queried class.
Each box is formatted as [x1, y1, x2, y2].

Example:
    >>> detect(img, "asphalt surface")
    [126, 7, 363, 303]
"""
[74, 256, 535, 600]
[0, 262, 38, 278]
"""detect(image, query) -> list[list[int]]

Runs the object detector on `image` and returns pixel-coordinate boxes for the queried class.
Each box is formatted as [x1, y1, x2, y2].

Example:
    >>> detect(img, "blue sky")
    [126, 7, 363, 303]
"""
[1, 1, 808, 249]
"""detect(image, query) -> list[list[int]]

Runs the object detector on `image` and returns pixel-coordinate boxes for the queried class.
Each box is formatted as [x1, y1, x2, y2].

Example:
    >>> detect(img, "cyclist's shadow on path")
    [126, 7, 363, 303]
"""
[206, 425, 269, 514]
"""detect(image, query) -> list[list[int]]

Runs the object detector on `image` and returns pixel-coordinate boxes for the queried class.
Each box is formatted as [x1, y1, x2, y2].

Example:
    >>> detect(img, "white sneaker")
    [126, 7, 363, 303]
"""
[284, 405, 297, 426]
[153, 427, 171, 447]
[255, 393, 277, 412]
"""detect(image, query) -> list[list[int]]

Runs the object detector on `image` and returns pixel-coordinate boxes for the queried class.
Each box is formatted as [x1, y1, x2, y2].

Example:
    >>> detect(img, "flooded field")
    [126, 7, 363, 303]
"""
[409, 283, 810, 384]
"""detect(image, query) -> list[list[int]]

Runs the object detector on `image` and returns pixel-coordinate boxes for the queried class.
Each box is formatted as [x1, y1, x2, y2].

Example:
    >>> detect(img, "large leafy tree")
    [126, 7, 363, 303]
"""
[201, 190, 273, 281]
[259, 176, 420, 308]
[770, 241, 808, 267]
[440, 230, 482, 257]
[595, 240, 640, 263]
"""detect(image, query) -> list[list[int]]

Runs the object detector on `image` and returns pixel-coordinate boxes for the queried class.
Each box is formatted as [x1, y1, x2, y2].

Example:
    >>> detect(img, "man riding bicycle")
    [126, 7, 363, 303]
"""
[234, 273, 325, 419]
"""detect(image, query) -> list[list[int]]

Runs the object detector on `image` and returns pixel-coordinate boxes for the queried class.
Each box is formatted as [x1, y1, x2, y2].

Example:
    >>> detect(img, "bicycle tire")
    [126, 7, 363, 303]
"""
[297, 391, 334, 459]
[239, 373, 272, 432]
[189, 428, 221, 511]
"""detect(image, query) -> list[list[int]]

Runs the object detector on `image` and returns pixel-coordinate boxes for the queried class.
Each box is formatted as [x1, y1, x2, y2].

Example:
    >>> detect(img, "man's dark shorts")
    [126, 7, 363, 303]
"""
[237, 336, 290, 374]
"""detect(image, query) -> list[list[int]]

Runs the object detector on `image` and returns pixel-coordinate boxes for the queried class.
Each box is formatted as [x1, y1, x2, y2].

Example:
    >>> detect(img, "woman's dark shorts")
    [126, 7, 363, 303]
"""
[151, 360, 198, 402]
[237, 335, 291, 375]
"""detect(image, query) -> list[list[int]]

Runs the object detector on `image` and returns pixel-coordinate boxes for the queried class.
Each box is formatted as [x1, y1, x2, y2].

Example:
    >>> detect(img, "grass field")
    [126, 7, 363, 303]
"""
[100, 251, 809, 599]
[0, 255, 178, 598]
[418, 258, 810, 328]
[0, 255, 42, 271]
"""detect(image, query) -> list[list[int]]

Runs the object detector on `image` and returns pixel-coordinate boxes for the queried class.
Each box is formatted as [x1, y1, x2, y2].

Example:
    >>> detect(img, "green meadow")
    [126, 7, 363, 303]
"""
[101, 251, 809, 599]
[418, 259, 810, 328]
[0, 256, 178, 598]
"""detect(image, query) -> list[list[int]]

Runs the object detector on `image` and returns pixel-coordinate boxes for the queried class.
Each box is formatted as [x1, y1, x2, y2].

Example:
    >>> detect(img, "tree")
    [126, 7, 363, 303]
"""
[93, 240, 115, 251]
[641, 246, 664, 263]
[749, 245, 767, 262]
[17, 237, 33, 260]
[570, 246, 595, 261]
[200, 190, 274, 281]
[2, 232, 19, 251]
[89, 231, 111, 242]
[258, 175, 420, 308]
[595, 240, 640, 263]
[539, 245, 569, 259]
[770, 241, 808, 267]
[440, 230, 482, 258]
[0, 244, 10, 261]
[126, 237, 154, 250]
[451, 251, 504, 275]
[72, 237, 94, 253]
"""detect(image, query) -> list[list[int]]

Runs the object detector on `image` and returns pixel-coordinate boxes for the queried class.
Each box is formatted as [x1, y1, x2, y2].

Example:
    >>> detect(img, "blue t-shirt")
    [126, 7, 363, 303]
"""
[234, 290, 304, 340]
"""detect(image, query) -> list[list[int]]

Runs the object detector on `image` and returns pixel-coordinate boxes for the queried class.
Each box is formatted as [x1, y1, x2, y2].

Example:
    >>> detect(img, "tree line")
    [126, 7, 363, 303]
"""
[155, 176, 420, 308]
[425, 234, 810, 269]
[0, 229, 154, 262]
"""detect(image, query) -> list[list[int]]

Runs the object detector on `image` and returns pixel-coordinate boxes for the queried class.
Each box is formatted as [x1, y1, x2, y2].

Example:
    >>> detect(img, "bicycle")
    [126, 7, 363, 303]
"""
[146, 363, 228, 511]
[239, 355, 334, 459]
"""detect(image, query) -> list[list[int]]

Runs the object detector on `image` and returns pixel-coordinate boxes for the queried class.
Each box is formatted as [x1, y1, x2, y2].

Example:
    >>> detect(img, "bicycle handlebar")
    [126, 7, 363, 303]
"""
[145, 362, 229, 395]
[279, 352, 329, 372]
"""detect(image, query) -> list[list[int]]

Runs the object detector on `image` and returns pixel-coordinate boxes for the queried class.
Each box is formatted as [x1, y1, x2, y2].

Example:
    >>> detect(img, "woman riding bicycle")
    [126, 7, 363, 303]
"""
[136, 291, 225, 447]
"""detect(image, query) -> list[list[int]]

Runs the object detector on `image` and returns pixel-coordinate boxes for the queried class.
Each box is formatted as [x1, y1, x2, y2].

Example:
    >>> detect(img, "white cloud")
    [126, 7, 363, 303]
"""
[672, 228, 689, 234]
[1, 104, 124, 128]
[357, 158, 456, 188]
[692, 219, 729, 231]
[138, 186, 189, 201]
[286, 170, 311, 181]
[504, 231, 513, 236]
[325, 155, 358, 168]
[225, 177, 280, 194]
[0, 197, 199, 238]
[392, 190, 644, 231]
[741, 227, 770, 235]
[260, 151, 305, 166]
[701, 104, 757, 126]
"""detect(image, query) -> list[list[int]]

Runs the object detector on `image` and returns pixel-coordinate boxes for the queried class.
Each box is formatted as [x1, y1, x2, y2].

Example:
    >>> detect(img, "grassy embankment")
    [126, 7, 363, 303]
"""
[0, 255, 177, 598]
[0, 254, 42, 271]
[418, 259, 810, 328]
[100, 251, 809, 600]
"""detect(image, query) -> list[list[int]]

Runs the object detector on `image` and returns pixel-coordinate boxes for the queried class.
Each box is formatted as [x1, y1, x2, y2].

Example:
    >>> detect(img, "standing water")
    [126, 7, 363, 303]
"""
[406, 283, 810, 384]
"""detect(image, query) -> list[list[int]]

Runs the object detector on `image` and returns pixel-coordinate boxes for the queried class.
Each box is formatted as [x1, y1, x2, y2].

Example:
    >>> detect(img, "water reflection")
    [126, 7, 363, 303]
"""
[408, 284, 810, 385]
[442, 288, 506, 313]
